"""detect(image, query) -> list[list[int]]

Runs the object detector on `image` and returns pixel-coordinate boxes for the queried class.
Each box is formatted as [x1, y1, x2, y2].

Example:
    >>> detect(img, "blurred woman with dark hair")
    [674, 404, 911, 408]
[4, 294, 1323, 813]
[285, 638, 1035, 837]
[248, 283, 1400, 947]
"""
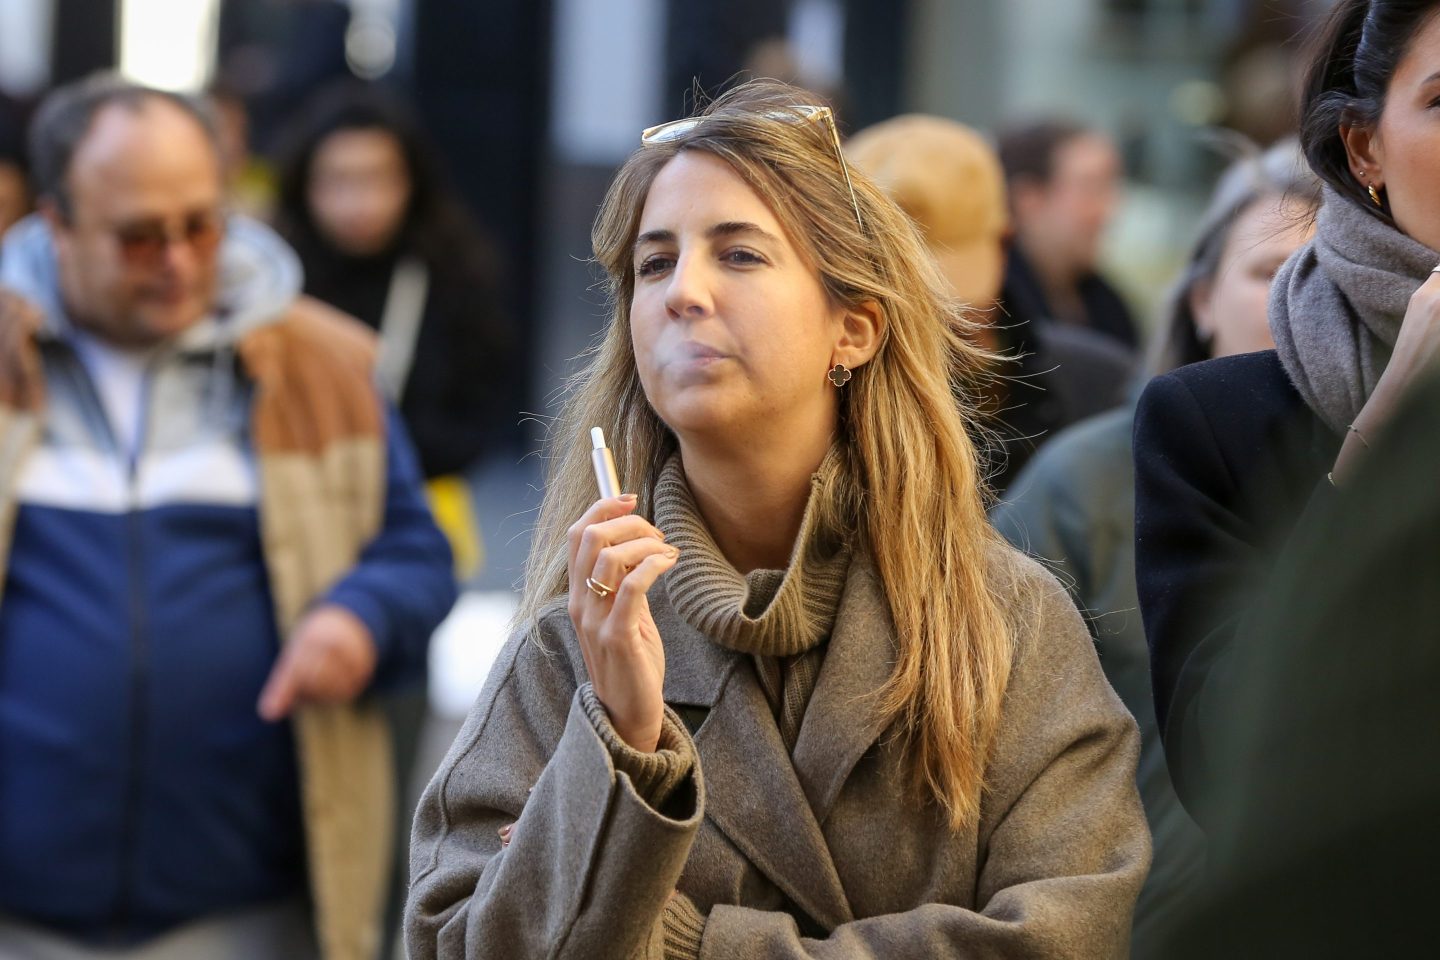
[1133, 0, 1440, 825]
[274, 82, 519, 493]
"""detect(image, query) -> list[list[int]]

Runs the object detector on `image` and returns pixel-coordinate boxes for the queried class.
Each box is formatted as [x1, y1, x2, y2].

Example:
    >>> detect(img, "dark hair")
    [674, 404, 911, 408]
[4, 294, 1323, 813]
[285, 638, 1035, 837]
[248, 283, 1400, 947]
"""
[273, 81, 496, 284]
[1299, 0, 1440, 219]
[0, 94, 28, 172]
[1149, 138, 1321, 375]
[995, 118, 1087, 186]
[28, 72, 218, 220]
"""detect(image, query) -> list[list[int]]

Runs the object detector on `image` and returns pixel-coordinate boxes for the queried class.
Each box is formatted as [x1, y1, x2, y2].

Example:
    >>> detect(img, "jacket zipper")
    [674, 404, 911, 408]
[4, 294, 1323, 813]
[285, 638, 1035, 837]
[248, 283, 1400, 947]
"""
[61, 346, 153, 940]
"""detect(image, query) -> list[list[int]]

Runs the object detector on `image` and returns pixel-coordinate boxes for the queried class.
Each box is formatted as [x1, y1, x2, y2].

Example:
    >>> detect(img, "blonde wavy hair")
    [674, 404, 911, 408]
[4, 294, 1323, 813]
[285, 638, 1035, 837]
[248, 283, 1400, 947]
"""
[519, 80, 1018, 830]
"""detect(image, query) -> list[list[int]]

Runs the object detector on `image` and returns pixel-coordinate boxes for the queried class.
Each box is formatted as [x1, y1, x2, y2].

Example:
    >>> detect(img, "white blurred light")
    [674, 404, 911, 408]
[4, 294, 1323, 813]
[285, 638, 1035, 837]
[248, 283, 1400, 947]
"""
[0, 0, 56, 96]
[1171, 80, 1227, 127]
[346, 17, 397, 79]
[119, 0, 221, 91]
[428, 590, 518, 719]
[788, 0, 844, 90]
[550, 0, 665, 164]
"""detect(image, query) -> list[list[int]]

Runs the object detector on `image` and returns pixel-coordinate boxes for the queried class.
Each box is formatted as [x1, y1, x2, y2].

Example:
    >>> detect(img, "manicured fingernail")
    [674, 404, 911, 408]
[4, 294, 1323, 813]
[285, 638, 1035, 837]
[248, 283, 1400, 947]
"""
[666, 547, 679, 559]
[619, 493, 638, 503]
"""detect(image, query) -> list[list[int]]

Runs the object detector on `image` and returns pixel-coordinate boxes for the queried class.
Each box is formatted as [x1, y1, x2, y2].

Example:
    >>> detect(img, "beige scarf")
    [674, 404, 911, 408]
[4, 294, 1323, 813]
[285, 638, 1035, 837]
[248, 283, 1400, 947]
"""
[651, 449, 853, 750]
[0, 292, 392, 960]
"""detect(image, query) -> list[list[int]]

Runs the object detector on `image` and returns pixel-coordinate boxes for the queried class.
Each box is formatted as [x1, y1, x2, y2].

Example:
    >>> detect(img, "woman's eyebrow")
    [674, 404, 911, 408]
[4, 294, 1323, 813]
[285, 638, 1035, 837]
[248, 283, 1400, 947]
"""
[707, 221, 780, 244]
[634, 222, 781, 253]
[634, 229, 675, 251]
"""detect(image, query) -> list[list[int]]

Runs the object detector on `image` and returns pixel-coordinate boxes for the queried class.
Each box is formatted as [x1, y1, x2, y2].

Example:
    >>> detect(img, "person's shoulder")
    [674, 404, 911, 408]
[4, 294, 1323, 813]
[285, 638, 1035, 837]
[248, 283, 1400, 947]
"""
[1152, 350, 1296, 404]
[1139, 351, 1305, 436]
[1035, 322, 1135, 372]
[981, 536, 1081, 632]
[995, 406, 1134, 513]
[978, 537, 1120, 718]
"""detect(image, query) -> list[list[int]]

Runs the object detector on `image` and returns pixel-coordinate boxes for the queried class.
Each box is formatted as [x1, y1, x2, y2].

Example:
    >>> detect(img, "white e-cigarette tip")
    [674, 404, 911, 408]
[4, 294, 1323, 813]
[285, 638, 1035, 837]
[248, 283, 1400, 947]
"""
[590, 426, 606, 449]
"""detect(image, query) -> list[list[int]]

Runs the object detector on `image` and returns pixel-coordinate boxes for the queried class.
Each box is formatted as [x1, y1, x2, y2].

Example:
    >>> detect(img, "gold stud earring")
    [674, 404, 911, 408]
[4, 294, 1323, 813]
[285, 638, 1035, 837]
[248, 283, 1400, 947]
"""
[827, 363, 852, 388]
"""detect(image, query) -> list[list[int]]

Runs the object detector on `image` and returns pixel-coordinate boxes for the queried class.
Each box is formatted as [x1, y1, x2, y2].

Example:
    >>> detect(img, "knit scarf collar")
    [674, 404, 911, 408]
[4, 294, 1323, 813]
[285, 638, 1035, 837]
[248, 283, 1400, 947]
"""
[1270, 185, 1440, 435]
[652, 447, 853, 658]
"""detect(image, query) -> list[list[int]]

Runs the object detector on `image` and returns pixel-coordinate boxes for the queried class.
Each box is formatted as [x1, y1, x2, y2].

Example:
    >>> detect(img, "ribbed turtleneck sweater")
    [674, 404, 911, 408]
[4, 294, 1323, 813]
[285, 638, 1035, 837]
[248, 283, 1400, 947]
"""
[651, 449, 853, 752]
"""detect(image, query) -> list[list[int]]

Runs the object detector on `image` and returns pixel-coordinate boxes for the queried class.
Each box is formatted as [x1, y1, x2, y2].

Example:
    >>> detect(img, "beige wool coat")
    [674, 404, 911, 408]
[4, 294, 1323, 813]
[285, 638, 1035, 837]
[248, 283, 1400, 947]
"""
[406, 546, 1151, 958]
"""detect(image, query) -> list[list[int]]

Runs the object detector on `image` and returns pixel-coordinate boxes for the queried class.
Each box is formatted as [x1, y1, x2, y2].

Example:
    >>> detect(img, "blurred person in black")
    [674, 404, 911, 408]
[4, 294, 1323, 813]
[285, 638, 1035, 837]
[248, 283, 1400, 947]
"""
[998, 120, 1139, 350]
[1159, 366, 1440, 958]
[274, 82, 520, 482]
[846, 114, 1132, 493]
[992, 140, 1318, 958]
[1134, 0, 1440, 825]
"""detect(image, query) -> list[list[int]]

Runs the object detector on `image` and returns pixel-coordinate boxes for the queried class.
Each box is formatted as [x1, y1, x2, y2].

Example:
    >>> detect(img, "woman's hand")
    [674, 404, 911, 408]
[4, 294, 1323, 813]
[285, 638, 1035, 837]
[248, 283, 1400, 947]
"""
[1334, 266, 1440, 484]
[567, 494, 679, 753]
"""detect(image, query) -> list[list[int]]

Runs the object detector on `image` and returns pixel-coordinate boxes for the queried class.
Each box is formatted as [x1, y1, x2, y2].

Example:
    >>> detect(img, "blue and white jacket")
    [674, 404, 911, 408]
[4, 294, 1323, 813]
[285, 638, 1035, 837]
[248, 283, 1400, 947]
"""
[0, 216, 457, 942]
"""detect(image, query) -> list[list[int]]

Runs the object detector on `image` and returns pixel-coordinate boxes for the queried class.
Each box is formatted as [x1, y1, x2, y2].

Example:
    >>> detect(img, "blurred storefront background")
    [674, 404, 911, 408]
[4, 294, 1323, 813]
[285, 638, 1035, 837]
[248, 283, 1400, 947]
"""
[0, 0, 1334, 716]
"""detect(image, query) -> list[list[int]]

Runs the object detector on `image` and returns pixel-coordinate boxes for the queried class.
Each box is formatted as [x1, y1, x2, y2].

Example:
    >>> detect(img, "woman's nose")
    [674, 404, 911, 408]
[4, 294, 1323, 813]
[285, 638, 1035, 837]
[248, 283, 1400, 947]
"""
[663, 253, 713, 318]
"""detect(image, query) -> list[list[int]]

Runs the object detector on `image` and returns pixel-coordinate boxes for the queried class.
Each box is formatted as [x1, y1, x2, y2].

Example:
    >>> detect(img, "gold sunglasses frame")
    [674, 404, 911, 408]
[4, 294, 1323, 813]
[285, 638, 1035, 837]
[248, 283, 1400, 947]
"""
[640, 104, 864, 231]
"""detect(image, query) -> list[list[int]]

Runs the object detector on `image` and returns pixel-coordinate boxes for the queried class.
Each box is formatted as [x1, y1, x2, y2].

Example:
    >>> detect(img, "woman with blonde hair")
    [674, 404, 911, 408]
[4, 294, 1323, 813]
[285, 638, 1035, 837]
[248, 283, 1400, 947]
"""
[405, 81, 1148, 959]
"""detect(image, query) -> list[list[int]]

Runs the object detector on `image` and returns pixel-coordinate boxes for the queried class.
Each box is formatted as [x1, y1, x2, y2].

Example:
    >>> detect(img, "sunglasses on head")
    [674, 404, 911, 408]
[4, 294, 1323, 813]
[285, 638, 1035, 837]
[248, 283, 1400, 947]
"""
[110, 210, 225, 266]
[641, 104, 863, 231]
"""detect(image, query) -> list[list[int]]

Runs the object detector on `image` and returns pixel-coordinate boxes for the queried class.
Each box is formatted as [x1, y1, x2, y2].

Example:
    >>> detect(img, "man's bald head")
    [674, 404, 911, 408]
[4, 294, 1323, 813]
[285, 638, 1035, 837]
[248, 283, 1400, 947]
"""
[31, 74, 227, 346]
[30, 73, 219, 220]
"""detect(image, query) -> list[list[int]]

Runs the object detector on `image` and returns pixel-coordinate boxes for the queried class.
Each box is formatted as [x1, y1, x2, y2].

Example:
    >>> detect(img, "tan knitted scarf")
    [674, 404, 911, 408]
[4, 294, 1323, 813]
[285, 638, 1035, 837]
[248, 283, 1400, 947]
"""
[652, 449, 853, 751]
[0, 292, 391, 960]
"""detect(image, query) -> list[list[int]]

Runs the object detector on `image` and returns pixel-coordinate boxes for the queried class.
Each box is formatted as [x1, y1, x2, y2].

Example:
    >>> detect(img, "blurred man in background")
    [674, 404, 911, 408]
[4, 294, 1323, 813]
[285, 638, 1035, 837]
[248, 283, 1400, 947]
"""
[0, 74, 455, 959]
[848, 114, 1131, 491]
[998, 119, 1138, 350]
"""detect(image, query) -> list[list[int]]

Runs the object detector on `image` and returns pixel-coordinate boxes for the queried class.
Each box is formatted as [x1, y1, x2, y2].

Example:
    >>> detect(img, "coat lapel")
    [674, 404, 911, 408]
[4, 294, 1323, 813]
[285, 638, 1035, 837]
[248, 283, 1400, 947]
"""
[791, 557, 897, 825]
[653, 583, 855, 932]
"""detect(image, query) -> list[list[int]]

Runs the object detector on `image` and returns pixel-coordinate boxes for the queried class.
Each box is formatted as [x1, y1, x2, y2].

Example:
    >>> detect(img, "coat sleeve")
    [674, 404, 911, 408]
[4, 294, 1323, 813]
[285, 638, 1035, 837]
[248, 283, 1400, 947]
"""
[404, 614, 705, 960]
[691, 566, 1151, 959]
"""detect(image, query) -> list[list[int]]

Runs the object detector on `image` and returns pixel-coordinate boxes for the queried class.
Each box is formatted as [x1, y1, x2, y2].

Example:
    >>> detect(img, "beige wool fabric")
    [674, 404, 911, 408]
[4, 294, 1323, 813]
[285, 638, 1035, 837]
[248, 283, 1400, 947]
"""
[652, 450, 851, 752]
[406, 459, 1151, 958]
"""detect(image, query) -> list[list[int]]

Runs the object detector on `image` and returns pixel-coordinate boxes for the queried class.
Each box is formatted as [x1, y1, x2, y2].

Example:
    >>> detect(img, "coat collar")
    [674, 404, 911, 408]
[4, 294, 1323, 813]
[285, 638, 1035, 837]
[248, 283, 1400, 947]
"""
[652, 555, 895, 932]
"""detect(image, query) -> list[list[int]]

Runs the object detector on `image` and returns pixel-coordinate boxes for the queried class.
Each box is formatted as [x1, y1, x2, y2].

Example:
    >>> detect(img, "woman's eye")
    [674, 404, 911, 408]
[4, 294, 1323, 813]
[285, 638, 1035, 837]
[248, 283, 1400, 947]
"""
[723, 248, 765, 265]
[637, 255, 674, 277]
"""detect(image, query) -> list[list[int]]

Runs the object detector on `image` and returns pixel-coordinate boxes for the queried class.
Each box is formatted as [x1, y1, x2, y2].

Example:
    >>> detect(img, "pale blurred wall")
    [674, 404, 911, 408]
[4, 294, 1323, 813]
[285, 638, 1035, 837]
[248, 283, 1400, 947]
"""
[904, 0, 1237, 334]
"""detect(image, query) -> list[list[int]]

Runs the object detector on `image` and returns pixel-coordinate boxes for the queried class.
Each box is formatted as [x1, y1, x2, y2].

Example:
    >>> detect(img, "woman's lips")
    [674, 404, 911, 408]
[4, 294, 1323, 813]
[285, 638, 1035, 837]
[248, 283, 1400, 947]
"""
[677, 341, 728, 361]
[669, 341, 732, 369]
[664, 341, 732, 381]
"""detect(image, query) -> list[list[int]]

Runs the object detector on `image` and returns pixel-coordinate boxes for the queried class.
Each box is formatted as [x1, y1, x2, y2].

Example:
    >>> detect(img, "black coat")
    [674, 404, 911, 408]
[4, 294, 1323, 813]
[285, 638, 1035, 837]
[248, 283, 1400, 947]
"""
[1132, 350, 1339, 820]
[982, 302, 1134, 494]
[299, 246, 520, 478]
[1160, 364, 1440, 958]
[1001, 245, 1140, 350]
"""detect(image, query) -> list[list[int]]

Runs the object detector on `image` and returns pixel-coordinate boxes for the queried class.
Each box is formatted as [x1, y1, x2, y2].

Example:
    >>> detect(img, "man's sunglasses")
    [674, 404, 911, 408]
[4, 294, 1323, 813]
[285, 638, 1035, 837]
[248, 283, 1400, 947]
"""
[110, 210, 225, 266]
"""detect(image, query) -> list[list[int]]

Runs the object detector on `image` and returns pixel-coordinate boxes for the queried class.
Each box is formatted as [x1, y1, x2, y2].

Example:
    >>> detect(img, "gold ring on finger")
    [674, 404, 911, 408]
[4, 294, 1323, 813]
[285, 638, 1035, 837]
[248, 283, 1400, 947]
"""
[585, 576, 617, 598]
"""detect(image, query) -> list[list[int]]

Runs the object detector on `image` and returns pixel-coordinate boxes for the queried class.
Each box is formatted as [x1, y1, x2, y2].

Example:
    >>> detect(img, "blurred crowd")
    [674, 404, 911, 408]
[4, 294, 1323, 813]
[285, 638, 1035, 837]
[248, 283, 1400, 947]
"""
[2, 0, 1439, 958]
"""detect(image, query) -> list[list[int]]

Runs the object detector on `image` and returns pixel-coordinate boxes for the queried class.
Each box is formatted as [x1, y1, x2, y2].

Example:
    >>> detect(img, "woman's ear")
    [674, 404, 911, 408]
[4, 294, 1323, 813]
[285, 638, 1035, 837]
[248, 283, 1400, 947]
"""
[833, 299, 885, 369]
[1340, 122, 1385, 189]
